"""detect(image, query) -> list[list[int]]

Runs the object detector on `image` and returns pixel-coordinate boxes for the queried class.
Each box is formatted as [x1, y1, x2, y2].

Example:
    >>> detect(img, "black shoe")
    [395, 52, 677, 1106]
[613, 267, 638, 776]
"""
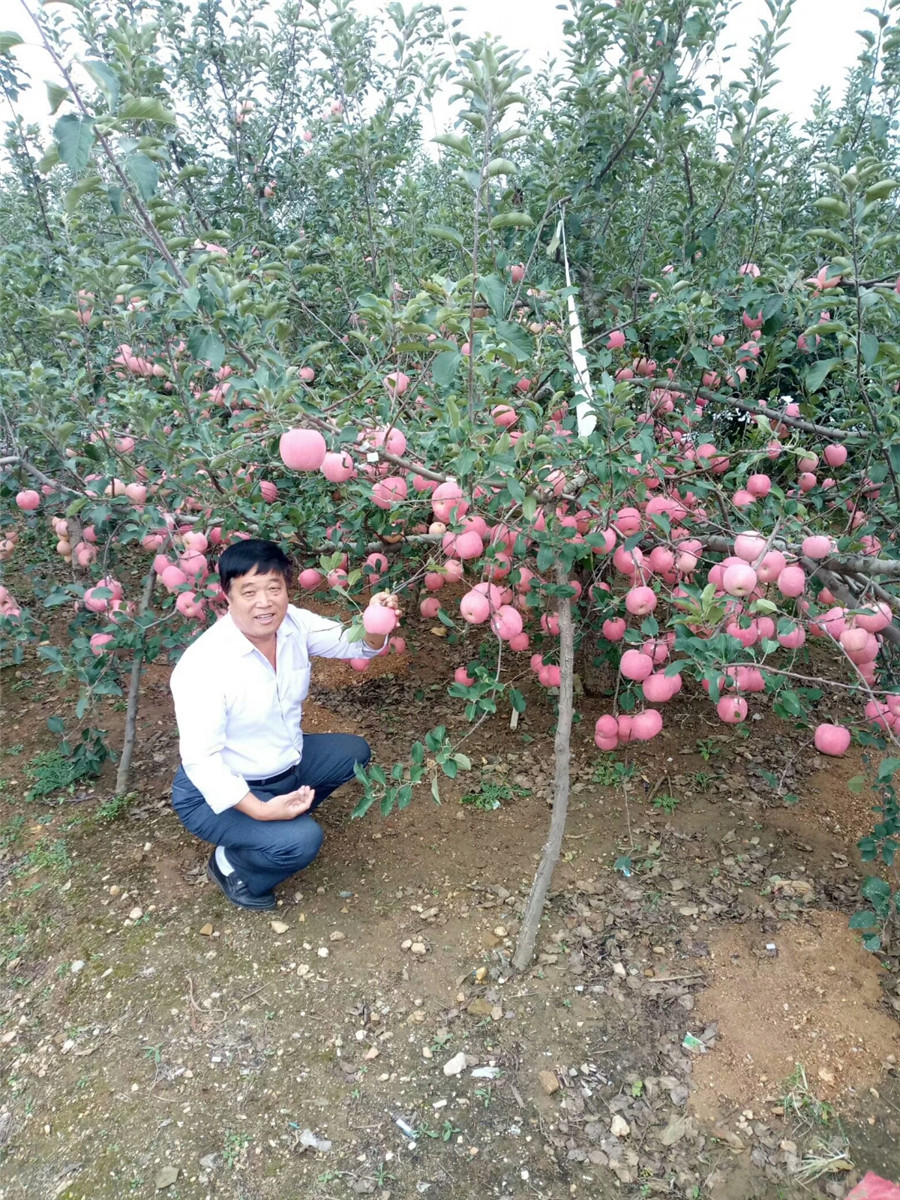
[206, 852, 276, 910]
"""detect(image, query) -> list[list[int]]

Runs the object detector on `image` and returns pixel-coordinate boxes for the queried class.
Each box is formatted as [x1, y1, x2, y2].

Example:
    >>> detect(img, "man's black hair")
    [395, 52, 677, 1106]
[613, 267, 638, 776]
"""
[217, 539, 294, 594]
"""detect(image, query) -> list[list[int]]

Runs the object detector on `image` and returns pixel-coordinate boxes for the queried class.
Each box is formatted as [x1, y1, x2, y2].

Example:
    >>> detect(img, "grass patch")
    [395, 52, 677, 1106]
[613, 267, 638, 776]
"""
[459, 779, 530, 811]
[652, 793, 680, 814]
[17, 837, 71, 875]
[592, 760, 635, 787]
[96, 791, 136, 822]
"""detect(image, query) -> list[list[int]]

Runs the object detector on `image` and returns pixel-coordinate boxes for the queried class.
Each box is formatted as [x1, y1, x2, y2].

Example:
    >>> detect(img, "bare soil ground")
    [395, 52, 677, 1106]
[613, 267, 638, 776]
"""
[2, 601, 900, 1200]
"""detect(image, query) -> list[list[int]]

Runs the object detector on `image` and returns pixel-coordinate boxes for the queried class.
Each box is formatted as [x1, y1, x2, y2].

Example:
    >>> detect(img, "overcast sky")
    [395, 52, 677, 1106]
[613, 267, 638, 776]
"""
[3, 0, 877, 132]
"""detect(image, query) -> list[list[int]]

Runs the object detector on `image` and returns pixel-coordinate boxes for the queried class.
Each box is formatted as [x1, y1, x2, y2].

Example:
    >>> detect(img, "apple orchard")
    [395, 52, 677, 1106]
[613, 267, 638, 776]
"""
[1, 0, 900, 959]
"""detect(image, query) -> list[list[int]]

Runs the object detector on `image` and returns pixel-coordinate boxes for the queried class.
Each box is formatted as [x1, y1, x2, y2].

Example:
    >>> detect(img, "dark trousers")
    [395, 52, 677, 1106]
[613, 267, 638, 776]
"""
[172, 733, 371, 896]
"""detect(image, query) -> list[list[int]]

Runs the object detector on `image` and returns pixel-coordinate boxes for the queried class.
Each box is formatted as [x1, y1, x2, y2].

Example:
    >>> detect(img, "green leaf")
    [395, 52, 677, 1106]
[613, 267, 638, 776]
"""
[351, 791, 376, 819]
[431, 777, 441, 804]
[125, 152, 158, 200]
[863, 178, 898, 202]
[118, 95, 177, 125]
[493, 320, 532, 362]
[777, 689, 803, 717]
[64, 174, 104, 214]
[861, 876, 891, 903]
[477, 273, 507, 317]
[47, 715, 64, 734]
[813, 196, 849, 218]
[107, 185, 124, 215]
[847, 775, 866, 795]
[489, 212, 533, 231]
[690, 346, 709, 369]
[431, 350, 460, 389]
[436, 606, 456, 629]
[54, 113, 95, 174]
[432, 133, 471, 155]
[46, 81, 69, 114]
[877, 757, 900, 781]
[424, 224, 466, 249]
[187, 328, 226, 370]
[0, 31, 24, 54]
[453, 753, 472, 770]
[83, 58, 120, 111]
[804, 357, 839, 392]
[860, 332, 879, 366]
[486, 157, 516, 177]
[848, 911, 877, 930]
[509, 688, 526, 713]
[441, 757, 458, 779]
[37, 144, 61, 173]
[522, 494, 537, 522]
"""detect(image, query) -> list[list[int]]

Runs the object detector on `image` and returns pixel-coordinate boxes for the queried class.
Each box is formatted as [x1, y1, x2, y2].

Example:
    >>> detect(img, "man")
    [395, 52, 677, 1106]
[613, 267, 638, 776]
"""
[170, 538, 399, 910]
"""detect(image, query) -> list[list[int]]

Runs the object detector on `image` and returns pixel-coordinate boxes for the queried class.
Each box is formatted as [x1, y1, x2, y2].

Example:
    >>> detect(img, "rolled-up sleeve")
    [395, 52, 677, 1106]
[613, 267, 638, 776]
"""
[171, 661, 249, 813]
[302, 612, 382, 660]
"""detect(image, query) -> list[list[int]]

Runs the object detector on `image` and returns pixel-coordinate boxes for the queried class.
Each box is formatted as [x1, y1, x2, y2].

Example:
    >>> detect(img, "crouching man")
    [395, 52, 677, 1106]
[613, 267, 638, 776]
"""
[170, 538, 399, 909]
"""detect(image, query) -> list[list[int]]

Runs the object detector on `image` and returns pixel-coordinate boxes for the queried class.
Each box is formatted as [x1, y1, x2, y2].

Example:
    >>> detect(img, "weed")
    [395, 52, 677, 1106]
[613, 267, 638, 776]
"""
[695, 737, 720, 762]
[592, 760, 635, 787]
[0, 816, 25, 851]
[793, 1147, 854, 1182]
[95, 792, 135, 822]
[474, 1085, 494, 1108]
[25, 748, 89, 801]
[18, 838, 71, 875]
[781, 1063, 838, 1132]
[440, 1119, 461, 1141]
[4, 744, 23, 756]
[223, 1131, 252, 1169]
[374, 1163, 395, 1186]
[459, 779, 530, 811]
[652, 793, 680, 814]
[693, 770, 712, 789]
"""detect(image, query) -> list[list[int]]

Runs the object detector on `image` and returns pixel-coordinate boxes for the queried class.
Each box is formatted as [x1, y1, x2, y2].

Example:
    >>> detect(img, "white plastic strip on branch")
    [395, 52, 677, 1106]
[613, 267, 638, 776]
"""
[557, 210, 597, 437]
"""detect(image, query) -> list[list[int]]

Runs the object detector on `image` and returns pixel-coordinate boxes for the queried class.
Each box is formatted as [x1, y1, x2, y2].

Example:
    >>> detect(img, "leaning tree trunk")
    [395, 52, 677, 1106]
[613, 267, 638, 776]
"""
[114, 567, 156, 795]
[512, 556, 575, 971]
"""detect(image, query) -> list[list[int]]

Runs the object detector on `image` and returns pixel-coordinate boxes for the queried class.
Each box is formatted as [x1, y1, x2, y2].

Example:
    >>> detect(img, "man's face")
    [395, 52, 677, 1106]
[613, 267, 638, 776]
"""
[226, 568, 289, 643]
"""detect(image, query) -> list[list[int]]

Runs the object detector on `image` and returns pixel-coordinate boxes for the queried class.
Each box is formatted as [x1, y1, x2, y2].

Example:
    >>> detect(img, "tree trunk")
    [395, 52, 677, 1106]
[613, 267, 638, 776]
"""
[512, 557, 575, 971]
[114, 568, 156, 795]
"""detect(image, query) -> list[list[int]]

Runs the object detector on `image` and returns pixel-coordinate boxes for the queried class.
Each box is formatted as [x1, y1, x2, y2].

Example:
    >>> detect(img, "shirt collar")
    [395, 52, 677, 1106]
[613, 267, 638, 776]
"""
[222, 610, 296, 655]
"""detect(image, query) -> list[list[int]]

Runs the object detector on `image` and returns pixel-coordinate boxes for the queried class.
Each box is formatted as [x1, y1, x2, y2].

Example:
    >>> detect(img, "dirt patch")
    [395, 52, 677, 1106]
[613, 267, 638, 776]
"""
[2, 587, 900, 1199]
[691, 911, 899, 1124]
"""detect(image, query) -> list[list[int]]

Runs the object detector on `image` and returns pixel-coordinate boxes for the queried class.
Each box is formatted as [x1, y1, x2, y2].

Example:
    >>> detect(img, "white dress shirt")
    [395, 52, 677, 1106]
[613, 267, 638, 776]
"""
[170, 605, 379, 813]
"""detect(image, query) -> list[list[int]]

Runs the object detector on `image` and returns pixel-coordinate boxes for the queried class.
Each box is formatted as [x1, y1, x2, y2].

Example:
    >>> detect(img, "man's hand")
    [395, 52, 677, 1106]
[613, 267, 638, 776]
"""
[235, 786, 314, 821]
[363, 591, 404, 649]
[370, 590, 403, 619]
[265, 786, 315, 820]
